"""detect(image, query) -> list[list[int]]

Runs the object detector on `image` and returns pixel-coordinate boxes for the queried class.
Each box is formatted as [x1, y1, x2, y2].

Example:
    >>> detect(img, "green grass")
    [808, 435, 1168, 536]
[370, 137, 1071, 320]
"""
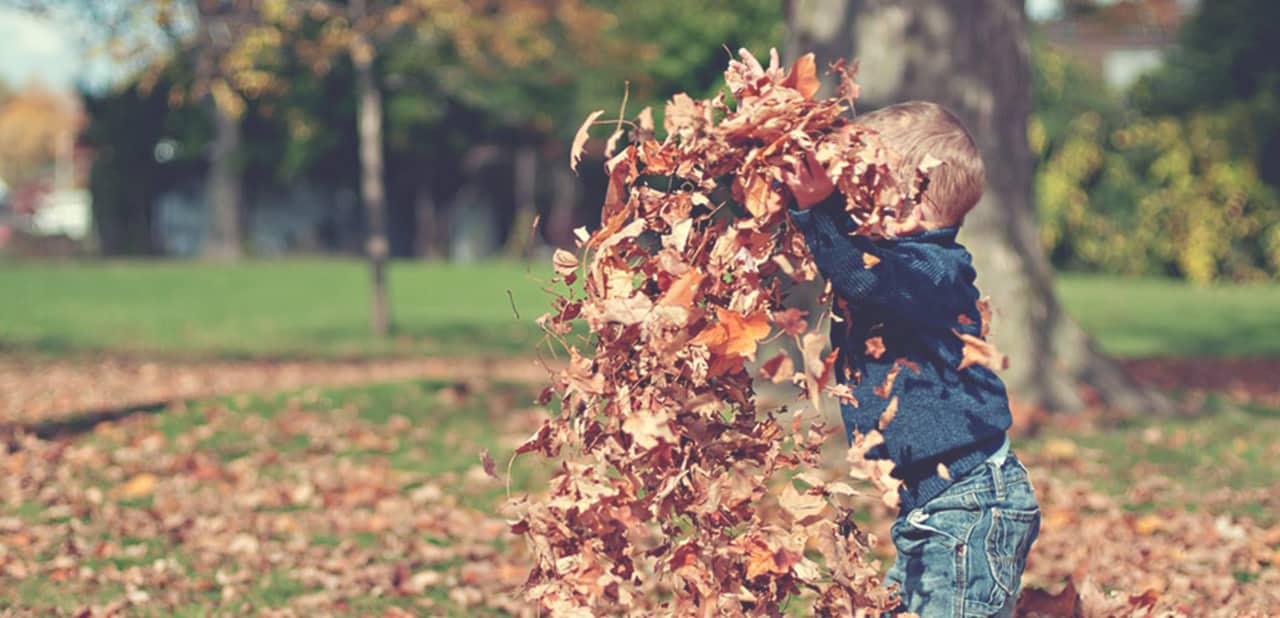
[1024, 397, 1280, 523]
[2, 260, 1277, 359]
[0, 259, 555, 359]
[1056, 273, 1280, 358]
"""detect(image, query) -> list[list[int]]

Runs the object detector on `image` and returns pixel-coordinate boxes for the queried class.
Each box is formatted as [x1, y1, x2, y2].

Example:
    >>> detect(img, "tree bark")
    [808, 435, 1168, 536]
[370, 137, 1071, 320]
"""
[786, 0, 1169, 414]
[351, 0, 391, 337]
[505, 143, 539, 257]
[547, 158, 579, 248]
[205, 98, 243, 260]
[413, 184, 441, 258]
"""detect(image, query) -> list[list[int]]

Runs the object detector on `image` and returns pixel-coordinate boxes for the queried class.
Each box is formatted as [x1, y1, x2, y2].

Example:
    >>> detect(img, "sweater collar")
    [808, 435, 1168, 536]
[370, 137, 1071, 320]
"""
[892, 226, 960, 244]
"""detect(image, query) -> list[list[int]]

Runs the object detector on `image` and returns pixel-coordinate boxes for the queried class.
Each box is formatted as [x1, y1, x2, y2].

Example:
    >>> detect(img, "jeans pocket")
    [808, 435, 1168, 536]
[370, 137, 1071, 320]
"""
[984, 506, 1040, 608]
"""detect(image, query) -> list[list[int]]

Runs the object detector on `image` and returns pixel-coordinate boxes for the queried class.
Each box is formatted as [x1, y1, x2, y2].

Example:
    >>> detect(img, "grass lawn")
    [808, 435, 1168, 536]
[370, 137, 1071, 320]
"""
[2, 259, 1278, 359]
[1055, 273, 1280, 358]
[0, 259, 555, 359]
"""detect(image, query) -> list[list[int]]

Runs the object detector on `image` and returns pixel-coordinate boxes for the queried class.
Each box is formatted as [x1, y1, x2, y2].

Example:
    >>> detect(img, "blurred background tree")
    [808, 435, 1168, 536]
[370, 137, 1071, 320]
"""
[4, 0, 1276, 345]
[1033, 0, 1280, 284]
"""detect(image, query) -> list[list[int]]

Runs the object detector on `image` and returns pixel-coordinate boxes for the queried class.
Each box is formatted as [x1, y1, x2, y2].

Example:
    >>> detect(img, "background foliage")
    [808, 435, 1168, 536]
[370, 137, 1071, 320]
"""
[1032, 0, 1280, 283]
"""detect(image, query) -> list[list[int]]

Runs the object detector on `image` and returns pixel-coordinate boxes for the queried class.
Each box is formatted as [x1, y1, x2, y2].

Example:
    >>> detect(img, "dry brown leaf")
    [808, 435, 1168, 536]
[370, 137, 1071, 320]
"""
[569, 109, 605, 174]
[956, 331, 1009, 372]
[479, 449, 498, 479]
[878, 396, 898, 430]
[865, 336, 886, 359]
[759, 352, 795, 384]
[552, 249, 578, 277]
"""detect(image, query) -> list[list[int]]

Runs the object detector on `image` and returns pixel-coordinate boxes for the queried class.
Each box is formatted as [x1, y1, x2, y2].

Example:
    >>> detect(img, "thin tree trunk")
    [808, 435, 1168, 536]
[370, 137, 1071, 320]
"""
[547, 157, 579, 248]
[205, 98, 243, 260]
[351, 0, 390, 337]
[414, 185, 440, 258]
[786, 0, 1169, 414]
[505, 144, 538, 256]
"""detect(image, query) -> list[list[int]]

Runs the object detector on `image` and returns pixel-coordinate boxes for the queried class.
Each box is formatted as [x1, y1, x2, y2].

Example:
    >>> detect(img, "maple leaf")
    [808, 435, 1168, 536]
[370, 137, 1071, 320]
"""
[658, 270, 705, 308]
[569, 109, 605, 174]
[780, 53, 821, 99]
[690, 307, 771, 360]
[741, 535, 801, 580]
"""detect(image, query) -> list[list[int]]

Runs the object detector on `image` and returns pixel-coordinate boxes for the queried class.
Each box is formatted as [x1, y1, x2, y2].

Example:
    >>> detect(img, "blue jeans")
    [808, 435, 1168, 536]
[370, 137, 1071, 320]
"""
[884, 452, 1040, 617]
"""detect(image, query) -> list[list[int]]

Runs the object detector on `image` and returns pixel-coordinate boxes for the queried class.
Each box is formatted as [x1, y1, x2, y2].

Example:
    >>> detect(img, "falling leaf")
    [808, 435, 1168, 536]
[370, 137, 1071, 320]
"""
[771, 308, 808, 337]
[778, 484, 827, 526]
[955, 331, 1009, 372]
[759, 352, 795, 384]
[659, 270, 705, 308]
[936, 462, 951, 481]
[603, 128, 624, 159]
[875, 363, 902, 399]
[877, 396, 898, 430]
[862, 253, 881, 268]
[690, 307, 772, 360]
[780, 53, 821, 100]
[479, 449, 498, 479]
[552, 249, 578, 277]
[864, 336, 885, 359]
[569, 109, 605, 173]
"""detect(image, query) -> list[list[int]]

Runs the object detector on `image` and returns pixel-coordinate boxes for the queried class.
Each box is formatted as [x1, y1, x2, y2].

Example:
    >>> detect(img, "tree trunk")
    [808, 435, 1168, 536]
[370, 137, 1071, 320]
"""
[505, 144, 539, 257]
[414, 185, 441, 258]
[351, 0, 390, 337]
[205, 98, 243, 260]
[547, 157, 579, 248]
[786, 0, 1169, 414]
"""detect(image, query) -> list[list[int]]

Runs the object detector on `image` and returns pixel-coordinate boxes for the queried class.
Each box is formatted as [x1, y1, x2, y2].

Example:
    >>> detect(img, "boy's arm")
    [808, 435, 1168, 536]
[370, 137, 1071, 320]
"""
[789, 199, 975, 324]
[781, 149, 975, 324]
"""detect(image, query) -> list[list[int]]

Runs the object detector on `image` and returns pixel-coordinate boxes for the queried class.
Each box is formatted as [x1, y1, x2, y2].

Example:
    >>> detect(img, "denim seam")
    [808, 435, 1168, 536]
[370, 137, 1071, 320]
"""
[954, 508, 981, 618]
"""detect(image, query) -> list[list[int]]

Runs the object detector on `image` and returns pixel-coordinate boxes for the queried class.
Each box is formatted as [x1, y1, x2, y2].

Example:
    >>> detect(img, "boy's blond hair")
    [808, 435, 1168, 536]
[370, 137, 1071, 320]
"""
[854, 101, 985, 226]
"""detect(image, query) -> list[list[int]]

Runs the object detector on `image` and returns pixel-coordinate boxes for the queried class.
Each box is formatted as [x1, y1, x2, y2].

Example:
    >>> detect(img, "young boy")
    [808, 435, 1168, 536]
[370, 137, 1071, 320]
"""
[783, 101, 1040, 617]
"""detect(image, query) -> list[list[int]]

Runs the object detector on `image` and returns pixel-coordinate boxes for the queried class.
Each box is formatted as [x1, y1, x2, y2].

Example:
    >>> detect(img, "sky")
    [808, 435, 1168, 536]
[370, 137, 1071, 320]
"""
[0, 4, 155, 93]
[0, 0, 1083, 94]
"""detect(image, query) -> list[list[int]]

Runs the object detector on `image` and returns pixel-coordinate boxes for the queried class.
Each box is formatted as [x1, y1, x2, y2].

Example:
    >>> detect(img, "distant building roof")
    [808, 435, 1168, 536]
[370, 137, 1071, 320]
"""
[1038, 0, 1199, 89]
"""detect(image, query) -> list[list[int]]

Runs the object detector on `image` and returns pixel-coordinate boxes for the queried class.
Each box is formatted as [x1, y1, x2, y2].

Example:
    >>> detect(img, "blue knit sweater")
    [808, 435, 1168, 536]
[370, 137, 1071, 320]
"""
[790, 200, 1011, 513]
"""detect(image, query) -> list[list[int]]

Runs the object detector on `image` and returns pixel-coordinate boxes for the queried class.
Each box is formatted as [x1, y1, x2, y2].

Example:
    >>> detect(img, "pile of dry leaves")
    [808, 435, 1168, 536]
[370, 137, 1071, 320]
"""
[506, 50, 985, 616]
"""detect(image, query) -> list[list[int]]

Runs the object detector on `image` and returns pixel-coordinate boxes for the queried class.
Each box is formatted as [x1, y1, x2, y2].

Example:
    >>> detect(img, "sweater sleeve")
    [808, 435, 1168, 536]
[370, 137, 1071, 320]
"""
[789, 201, 976, 325]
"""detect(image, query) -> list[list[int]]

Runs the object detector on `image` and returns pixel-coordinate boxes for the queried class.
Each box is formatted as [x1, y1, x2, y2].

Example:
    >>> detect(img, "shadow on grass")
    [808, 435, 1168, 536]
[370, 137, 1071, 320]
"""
[3, 400, 171, 450]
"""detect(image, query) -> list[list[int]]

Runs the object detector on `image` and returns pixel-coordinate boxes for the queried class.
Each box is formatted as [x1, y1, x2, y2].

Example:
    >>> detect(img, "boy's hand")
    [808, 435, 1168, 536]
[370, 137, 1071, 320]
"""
[782, 150, 836, 210]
